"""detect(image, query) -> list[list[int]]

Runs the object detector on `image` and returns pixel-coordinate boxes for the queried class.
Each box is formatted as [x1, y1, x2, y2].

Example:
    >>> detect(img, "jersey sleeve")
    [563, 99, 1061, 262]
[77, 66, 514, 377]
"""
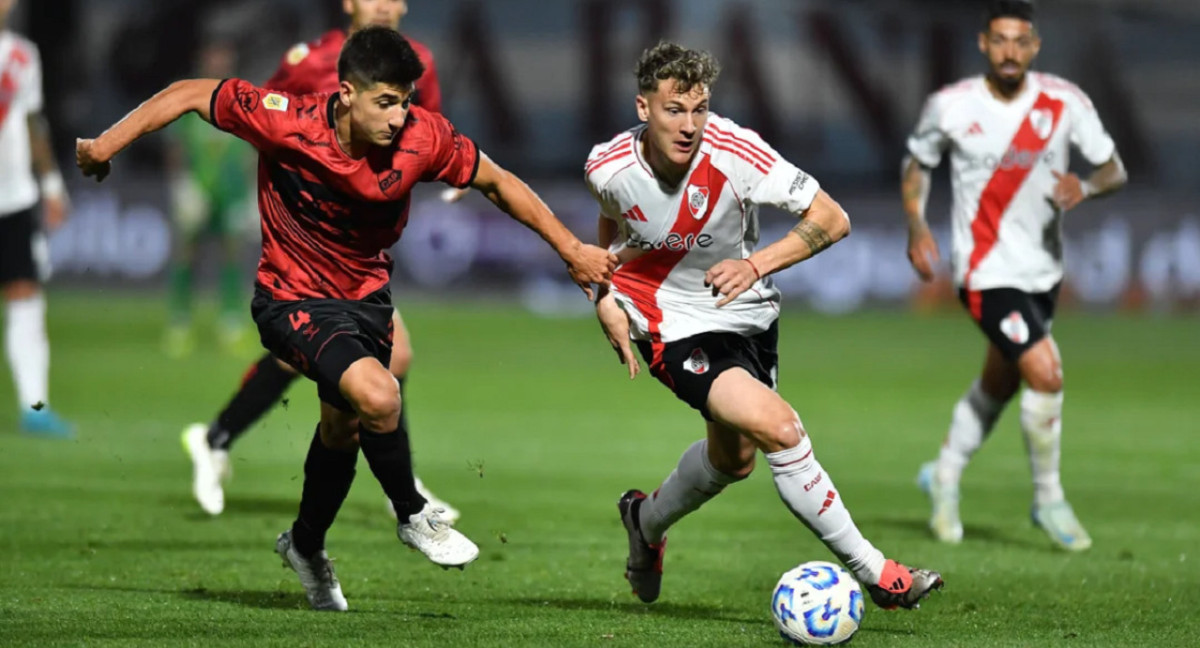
[209, 79, 294, 153]
[583, 161, 623, 221]
[906, 93, 948, 168]
[420, 111, 480, 187]
[1067, 88, 1116, 166]
[710, 120, 820, 215]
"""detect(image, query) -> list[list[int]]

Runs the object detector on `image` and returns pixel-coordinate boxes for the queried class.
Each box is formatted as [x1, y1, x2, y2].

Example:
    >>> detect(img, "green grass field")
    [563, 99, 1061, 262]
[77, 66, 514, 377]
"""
[1, 292, 1196, 647]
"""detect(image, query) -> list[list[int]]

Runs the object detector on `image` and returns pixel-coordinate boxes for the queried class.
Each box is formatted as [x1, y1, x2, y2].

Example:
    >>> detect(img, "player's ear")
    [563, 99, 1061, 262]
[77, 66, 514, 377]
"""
[635, 94, 650, 123]
[339, 80, 355, 107]
[978, 30, 988, 56]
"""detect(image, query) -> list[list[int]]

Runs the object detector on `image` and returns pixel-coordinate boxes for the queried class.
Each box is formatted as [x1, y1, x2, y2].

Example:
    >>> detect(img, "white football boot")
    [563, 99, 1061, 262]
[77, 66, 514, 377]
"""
[1033, 500, 1092, 551]
[385, 476, 462, 524]
[397, 502, 479, 569]
[275, 530, 348, 611]
[917, 461, 963, 544]
[182, 423, 225, 515]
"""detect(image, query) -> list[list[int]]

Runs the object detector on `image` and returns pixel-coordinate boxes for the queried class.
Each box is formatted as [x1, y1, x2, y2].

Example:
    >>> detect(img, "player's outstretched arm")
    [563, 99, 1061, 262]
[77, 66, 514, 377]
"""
[901, 155, 940, 281]
[1051, 152, 1127, 212]
[592, 216, 640, 379]
[705, 189, 850, 307]
[471, 154, 617, 299]
[76, 79, 223, 182]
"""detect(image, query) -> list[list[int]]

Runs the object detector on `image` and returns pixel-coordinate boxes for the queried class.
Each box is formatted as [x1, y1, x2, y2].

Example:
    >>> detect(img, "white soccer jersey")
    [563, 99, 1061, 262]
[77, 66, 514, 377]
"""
[0, 30, 43, 216]
[585, 114, 820, 348]
[907, 73, 1116, 293]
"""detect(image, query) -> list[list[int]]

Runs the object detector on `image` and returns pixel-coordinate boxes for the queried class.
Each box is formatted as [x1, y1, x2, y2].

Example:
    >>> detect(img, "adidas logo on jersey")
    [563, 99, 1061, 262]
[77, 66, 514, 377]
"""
[621, 205, 647, 222]
[683, 348, 710, 375]
[965, 122, 984, 136]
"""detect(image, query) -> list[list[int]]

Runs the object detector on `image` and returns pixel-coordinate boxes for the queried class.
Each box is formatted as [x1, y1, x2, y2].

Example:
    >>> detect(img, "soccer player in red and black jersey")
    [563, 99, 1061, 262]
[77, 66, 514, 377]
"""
[77, 27, 616, 611]
[180, 0, 456, 523]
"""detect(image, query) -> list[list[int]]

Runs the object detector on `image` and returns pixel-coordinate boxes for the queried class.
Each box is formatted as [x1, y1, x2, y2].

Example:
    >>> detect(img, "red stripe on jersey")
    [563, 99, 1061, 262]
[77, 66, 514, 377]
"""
[964, 92, 1064, 318]
[706, 124, 777, 166]
[707, 142, 768, 175]
[0, 47, 26, 132]
[586, 136, 634, 174]
[705, 131, 774, 171]
[612, 155, 728, 372]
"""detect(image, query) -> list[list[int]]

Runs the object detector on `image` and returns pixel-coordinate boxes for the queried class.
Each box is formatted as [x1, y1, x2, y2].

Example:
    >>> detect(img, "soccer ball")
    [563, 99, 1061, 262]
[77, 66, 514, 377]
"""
[770, 561, 864, 645]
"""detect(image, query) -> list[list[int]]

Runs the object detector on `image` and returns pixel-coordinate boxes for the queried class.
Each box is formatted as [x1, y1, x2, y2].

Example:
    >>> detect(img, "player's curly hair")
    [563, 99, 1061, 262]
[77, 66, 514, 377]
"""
[635, 41, 721, 95]
[338, 26, 425, 90]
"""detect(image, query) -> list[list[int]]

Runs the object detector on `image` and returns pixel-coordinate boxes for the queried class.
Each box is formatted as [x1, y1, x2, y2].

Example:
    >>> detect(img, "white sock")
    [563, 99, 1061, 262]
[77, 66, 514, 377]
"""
[1020, 389, 1065, 506]
[638, 439, 738, 543]
[767, 435, 886, 585]
[935, 379, 1006, 486]
[5, 295, 50, 410]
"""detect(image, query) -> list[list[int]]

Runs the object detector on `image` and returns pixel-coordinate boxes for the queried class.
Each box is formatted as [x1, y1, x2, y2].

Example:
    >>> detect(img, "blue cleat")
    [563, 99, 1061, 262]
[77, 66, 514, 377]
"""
[20, 408, 75, 439]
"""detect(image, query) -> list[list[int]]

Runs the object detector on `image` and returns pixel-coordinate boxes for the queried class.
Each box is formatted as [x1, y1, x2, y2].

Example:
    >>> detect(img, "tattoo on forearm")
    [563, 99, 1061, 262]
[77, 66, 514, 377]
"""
[791, 220, 833, 256]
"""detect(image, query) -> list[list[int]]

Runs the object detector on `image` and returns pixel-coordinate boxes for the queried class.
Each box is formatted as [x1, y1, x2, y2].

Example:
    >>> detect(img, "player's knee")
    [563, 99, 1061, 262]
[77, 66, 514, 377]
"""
[747, 408, 804, 454]
[349, 375, 401, 430]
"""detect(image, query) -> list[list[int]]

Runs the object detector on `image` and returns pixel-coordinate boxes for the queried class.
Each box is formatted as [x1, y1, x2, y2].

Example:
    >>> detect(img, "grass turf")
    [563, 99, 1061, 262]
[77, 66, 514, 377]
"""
[0, 292, 1196, 646]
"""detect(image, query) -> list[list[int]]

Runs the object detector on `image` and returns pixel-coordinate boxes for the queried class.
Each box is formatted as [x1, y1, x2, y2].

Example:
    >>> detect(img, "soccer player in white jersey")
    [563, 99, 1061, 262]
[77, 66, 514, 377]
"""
[0, 0, 73, 438]
[587, 41, 943, 611]
[902, 0, 1127, 551]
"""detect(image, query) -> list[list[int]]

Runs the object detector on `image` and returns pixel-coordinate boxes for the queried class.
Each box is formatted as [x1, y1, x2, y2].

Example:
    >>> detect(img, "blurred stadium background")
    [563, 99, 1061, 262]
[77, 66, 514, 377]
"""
[2, 1, 1197, 646]
[8, 0, 1200, 311]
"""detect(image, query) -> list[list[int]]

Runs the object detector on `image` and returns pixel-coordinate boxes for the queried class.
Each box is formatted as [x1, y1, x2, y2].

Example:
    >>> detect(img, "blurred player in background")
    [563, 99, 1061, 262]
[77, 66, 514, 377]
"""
[163, 39, 254, 358]
[180, 0, 457, 520]
[590, 42, 943, 610]
[78, 27, 615, 610]
[0, 0, 73, 438]
[903, 0, 1127, 551]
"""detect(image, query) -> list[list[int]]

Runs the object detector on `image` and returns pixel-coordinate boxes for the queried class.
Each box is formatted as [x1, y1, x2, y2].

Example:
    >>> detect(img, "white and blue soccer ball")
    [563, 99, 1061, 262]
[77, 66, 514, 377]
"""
[771, 561, 864, 645]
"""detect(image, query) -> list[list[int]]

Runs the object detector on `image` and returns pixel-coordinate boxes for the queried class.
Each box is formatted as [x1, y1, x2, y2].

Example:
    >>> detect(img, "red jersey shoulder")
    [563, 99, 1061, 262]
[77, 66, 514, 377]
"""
[1033, 72, 1094, 110]
[408, 37, 435, 67]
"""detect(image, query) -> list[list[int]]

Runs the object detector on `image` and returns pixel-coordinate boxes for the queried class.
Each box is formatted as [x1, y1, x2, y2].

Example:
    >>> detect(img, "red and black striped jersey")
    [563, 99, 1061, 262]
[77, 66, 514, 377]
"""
[210, 79, 478, 300]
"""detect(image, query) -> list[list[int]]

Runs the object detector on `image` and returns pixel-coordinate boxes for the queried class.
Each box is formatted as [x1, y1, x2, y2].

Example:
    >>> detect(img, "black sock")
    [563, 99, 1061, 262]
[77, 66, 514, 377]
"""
[290, 426, 358, 558]
[359, 419, 425, 519]
[207, 353, 299, 450]
[397, 377, 409, 437]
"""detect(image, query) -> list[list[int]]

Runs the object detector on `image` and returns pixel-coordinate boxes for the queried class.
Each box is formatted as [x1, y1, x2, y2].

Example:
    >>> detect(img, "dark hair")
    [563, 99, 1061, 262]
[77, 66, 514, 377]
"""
[338, 26, 425, 90]
[985, 0, 1035, 29]
[635, 41, 721, 95]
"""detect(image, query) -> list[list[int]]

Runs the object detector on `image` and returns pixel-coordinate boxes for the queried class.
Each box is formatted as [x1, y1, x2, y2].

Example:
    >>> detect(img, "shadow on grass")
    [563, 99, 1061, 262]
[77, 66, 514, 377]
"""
[505, 596, 763, 625]
[864, 516, 1059, 553]
[180, 587, 308, 610]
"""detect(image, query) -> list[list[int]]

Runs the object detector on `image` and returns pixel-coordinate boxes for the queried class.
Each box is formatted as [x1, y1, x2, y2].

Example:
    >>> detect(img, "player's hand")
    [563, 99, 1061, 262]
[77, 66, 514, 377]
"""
[907, 221, 940, 282]
[42, 195, 68, 231]
[705, 258, 758, 308]
[75, 138, 112, 183]
[565, 243, 618, 301]
[440, 187, 471, 204]
[1051, 170, 1087, 211]
[595, 292, 640, 379]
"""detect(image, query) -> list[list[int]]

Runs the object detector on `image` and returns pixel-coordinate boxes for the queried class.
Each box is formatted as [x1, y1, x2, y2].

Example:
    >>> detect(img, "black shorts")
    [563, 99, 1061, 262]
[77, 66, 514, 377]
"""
[636, 321, 779, 421]
[0, 208, 48, 284]
[959, 284, 1060, 362]
[251, 286, 395, 412]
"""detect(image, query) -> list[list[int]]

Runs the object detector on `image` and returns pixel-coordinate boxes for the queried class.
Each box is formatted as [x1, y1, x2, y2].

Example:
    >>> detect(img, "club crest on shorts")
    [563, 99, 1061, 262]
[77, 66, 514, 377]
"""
[1028, 108, 1055, 140]
[999, 310, 1030, 344]
[686, 184, 709, 219]
[684, 348, 710, 375]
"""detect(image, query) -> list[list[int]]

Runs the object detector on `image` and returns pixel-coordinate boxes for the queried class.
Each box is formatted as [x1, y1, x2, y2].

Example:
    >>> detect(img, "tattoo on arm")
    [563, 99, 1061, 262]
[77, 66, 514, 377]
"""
[791, 219, 833, 256]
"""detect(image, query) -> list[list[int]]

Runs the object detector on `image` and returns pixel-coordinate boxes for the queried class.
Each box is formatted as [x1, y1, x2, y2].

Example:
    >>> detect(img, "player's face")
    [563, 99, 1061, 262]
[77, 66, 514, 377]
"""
[342, 81, 414, 147]
[636, 79, 710, 170]
[345, 0, 407, 31]
[979, 18, 1040, 89]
